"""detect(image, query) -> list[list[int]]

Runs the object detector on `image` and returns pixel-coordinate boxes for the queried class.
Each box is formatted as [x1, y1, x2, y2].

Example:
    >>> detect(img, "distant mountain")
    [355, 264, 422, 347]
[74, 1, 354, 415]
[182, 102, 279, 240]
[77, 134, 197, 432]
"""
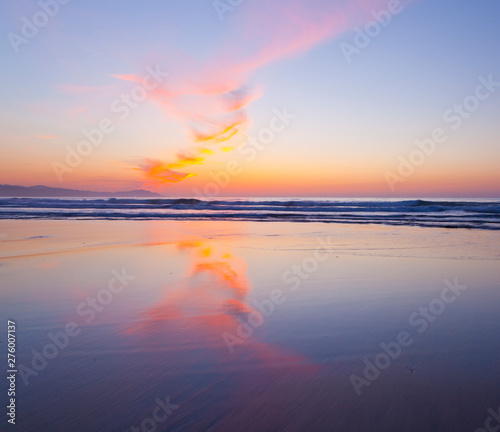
[0, 184, 162, 198]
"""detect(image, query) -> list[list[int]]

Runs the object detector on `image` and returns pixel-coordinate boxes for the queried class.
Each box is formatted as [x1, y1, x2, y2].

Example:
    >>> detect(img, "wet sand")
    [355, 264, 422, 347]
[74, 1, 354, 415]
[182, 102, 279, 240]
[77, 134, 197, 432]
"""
[1, 219, 500, 431]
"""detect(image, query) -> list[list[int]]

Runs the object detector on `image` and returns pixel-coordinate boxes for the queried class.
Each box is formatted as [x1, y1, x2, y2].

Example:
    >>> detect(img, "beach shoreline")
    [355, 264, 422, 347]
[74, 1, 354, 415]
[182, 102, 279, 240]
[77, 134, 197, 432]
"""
[1, 219, 500, 431]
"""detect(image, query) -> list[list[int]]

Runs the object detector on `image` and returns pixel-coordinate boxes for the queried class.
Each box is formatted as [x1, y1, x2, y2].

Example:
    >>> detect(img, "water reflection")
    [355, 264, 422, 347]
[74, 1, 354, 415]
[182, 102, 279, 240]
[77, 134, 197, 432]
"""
[124, 237, 316, 374]
[3, 220, 500, 431]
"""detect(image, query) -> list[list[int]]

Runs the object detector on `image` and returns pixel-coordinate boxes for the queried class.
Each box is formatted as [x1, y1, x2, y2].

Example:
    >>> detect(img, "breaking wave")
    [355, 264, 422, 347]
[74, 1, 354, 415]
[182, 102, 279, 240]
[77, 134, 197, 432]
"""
[0, 197, 499, 230]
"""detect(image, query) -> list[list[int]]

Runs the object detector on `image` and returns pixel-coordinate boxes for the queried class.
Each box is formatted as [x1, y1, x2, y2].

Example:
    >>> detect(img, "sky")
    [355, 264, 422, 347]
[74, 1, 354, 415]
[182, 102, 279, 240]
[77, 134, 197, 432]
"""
[0, 0, 499, 197]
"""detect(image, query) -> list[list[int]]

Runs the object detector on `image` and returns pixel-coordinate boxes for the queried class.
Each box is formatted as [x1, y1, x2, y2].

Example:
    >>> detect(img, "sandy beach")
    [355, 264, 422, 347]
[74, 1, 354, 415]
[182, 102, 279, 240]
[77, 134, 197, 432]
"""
[1, 219, 499, 431]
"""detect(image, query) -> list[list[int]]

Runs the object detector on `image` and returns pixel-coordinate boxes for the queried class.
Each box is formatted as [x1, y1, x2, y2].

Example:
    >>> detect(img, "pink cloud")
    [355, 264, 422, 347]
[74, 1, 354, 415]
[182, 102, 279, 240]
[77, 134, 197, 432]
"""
[115, 0, 414, 186]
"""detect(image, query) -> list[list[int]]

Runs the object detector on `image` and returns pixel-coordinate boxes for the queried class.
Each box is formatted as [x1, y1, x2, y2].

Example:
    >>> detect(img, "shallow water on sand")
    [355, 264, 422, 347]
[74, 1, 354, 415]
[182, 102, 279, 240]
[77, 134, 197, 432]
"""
[1, 220, 500, 431]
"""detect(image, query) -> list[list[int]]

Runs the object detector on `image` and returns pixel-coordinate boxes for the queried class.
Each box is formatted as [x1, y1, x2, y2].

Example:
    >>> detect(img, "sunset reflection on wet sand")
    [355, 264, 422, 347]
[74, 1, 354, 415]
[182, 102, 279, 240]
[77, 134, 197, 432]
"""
[1, 219, 500, 431]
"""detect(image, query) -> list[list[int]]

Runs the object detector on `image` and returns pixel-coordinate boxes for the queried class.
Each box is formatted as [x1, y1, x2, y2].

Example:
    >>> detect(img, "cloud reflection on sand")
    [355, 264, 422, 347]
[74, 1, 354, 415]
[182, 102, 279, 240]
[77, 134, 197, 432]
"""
[123, 237, 318, 375]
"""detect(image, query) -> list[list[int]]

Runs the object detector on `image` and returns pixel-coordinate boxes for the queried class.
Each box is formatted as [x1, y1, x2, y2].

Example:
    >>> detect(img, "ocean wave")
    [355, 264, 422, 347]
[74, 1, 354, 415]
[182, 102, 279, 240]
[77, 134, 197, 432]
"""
[0, 198, 499, 230]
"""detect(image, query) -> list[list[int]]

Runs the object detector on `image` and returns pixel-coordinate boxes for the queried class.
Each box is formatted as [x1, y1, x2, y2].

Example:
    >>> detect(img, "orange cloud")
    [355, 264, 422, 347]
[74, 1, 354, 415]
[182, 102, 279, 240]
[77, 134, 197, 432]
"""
[139, 159, 196, 185]
[116, 0, 411, 188]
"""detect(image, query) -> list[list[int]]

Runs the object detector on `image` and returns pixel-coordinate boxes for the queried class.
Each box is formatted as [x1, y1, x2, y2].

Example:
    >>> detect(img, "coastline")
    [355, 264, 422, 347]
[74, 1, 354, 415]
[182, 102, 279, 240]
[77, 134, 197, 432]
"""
[1, 219, 500, 430]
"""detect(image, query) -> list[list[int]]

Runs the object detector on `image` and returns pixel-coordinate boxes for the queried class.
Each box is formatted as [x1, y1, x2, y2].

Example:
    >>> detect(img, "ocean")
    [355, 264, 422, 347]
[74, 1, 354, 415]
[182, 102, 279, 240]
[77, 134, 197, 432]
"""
[1, 197, 499, 229]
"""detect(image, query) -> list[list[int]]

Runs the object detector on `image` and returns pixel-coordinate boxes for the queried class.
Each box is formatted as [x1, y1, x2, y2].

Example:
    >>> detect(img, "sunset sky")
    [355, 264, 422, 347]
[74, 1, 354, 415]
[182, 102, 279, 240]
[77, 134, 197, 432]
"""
[1, 0, 499, 197]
